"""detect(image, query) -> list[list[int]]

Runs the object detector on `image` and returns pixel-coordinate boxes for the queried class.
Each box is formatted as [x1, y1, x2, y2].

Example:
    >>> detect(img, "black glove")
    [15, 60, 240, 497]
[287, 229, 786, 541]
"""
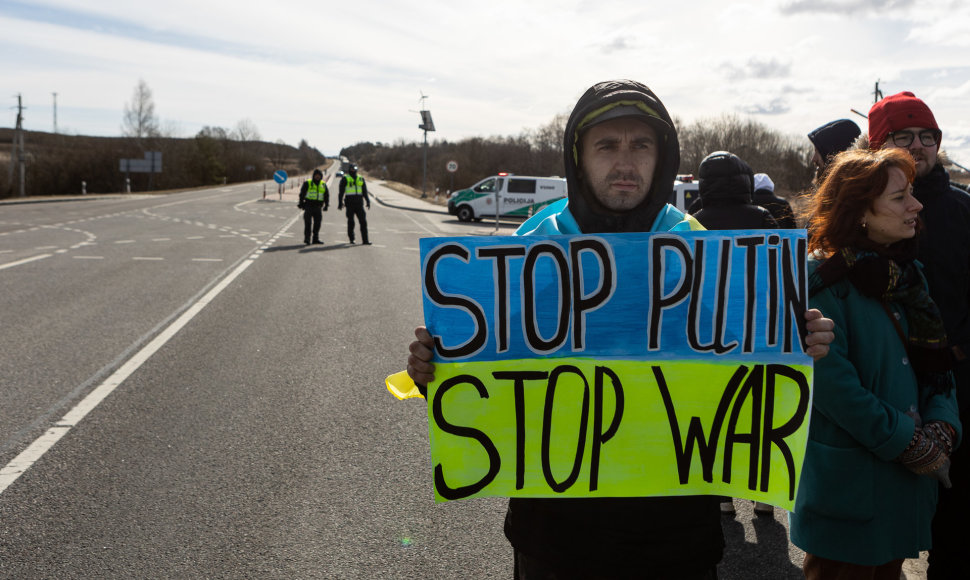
[367, 203, 371, 210]
[338, 204, 343, 210]
[324, 205, 329, 212]
[298, 202, 305, 210]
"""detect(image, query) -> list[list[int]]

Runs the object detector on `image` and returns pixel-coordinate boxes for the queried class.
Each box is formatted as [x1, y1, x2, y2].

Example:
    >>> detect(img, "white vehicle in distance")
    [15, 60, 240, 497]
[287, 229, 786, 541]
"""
[448, 173, 567, 222]
[671, 174, 700, 212]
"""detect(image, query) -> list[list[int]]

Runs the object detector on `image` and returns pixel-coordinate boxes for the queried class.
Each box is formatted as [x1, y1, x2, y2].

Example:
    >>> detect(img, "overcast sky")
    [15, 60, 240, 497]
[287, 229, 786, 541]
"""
[3, 0, 969, 168]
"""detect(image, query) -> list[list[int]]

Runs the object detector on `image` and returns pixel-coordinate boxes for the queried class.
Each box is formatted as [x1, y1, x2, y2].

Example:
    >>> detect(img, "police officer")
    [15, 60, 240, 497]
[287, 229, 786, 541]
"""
[298, 168, 329, 245]
[338, 165, 371, 245]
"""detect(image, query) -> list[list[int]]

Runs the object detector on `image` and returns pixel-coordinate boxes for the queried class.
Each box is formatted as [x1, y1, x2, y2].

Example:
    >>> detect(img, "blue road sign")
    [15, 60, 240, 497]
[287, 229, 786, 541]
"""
[273, 170, 288, 184]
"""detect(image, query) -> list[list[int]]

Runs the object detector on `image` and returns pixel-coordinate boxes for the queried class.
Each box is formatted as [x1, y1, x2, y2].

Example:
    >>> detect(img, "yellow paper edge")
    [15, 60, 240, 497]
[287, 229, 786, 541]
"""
[385, 370, 425, 400]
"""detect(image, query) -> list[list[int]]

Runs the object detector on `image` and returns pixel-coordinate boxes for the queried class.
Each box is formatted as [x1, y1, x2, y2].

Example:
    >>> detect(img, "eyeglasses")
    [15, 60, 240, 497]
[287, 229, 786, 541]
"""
[888, 129, 941, 148]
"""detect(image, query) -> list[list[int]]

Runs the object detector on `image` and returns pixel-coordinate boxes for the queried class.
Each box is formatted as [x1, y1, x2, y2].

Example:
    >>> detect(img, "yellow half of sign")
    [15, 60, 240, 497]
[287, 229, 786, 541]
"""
[385, 370, 426, 400]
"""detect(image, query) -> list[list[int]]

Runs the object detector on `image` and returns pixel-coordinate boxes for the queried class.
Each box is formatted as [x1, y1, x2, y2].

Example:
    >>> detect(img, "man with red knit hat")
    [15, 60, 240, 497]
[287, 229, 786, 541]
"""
[869, 91, 970, 579]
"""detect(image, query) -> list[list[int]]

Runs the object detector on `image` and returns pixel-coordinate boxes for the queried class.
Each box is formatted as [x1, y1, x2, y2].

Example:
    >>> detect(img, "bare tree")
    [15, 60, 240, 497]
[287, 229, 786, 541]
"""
[231, 118, 261, 142]
[121, 79, 159, 139]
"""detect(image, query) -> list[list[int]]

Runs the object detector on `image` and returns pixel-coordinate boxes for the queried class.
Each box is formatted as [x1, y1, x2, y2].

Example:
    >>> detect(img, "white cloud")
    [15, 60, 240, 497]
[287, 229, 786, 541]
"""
[2, 0, 969, 165]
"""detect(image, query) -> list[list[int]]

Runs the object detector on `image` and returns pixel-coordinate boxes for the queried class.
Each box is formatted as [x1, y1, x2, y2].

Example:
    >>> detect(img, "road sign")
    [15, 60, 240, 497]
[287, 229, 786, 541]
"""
[273, 170, 288, 184]
[446, 160, 458, 173]
[119, 151, 162, 173]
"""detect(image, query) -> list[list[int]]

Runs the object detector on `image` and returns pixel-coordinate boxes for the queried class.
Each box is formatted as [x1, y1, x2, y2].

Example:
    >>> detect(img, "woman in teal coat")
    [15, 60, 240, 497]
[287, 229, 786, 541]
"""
[790, 148, 961, 579]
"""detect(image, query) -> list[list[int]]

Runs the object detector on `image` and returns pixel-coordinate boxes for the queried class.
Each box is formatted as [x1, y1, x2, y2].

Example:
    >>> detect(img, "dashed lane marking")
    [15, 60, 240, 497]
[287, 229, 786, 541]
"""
[0, 254, 52, 271]
[0, 211, 304, 497]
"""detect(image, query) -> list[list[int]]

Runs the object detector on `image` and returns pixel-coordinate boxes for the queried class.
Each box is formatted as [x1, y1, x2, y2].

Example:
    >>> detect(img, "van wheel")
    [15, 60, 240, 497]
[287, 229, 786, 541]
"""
[457, 205, 474, 222]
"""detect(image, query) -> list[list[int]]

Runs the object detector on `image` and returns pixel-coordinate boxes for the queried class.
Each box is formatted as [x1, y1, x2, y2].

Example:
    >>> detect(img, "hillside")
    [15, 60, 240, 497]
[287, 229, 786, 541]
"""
[0, 129, 326, 198]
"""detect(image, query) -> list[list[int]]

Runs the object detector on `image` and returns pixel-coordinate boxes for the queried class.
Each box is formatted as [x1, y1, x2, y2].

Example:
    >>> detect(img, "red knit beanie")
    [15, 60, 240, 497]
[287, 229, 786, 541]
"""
[868, 91, 940, 149]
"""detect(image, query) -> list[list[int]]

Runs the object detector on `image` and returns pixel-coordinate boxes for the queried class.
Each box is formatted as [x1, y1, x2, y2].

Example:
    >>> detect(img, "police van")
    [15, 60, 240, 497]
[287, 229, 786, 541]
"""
[448, 173, 567, 222]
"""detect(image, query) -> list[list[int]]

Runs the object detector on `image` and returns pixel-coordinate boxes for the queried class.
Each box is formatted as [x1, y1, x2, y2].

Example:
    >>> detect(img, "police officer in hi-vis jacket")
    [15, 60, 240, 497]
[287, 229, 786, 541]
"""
[298, 168, 329, 245]
[338, 165, 371, 245]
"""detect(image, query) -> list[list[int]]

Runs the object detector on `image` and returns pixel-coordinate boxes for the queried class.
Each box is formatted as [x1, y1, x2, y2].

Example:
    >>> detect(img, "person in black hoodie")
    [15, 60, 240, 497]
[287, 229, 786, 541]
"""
[867, 91, 970, 580]
[405, 80, 836, 579]
[691, 151, 778, 230]
[753, 172, 797, 228]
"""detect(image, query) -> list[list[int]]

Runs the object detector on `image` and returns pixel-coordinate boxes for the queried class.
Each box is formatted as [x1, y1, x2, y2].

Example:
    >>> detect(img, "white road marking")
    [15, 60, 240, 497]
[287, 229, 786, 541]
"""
[0, 256, 256, 496]
[0, 211, 304, 497]
[0, 254, 52, 271]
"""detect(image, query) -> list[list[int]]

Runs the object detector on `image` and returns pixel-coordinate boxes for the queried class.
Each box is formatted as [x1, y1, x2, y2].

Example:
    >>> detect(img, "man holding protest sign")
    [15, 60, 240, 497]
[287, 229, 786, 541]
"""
[406, 79, 835, 578]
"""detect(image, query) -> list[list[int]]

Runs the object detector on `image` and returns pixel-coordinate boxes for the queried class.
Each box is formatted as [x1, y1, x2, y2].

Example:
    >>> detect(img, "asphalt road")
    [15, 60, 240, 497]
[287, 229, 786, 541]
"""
[0, 176, 926, 579]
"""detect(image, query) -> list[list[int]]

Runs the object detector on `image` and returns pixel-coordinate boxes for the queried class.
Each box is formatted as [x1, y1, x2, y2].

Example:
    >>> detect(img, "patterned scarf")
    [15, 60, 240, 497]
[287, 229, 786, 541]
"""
[810, 241, 955, 394]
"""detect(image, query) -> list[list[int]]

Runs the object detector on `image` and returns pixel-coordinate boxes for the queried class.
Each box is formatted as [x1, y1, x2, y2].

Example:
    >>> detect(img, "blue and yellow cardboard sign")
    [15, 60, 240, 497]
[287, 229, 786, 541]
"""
[405, 230, 812, 509]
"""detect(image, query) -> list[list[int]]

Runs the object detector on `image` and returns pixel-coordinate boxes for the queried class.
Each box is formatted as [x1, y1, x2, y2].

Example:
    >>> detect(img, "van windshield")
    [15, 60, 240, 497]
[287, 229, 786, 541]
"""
[474, 178, 496, 193]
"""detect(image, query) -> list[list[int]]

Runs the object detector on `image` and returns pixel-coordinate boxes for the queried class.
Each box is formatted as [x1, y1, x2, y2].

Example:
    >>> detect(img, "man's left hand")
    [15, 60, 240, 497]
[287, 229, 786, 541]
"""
[803, 308, 835, 361]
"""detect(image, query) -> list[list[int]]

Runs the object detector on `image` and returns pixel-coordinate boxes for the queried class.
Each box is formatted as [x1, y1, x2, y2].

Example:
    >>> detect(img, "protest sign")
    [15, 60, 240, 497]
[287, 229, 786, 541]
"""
[418, 230, 812, 509]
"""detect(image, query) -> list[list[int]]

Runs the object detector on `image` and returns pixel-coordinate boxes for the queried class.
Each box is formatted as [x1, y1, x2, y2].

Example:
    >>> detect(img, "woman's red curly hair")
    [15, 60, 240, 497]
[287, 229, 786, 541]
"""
[803, 147, 916, 257]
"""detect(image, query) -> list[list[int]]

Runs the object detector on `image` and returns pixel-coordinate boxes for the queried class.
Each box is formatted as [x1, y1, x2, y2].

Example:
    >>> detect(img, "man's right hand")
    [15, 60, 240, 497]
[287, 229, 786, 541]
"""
[298, 202, 304, 209]
[338, 204, 343, 210]
[407, 326, 436, 385]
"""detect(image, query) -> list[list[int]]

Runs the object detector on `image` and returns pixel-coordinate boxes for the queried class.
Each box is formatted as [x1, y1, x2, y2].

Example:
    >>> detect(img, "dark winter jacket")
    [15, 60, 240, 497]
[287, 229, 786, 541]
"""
[752, 188, 797, 228]
[504, 80, 724, 577]
[691, 151, 778, 230]
[913, 163, 970, 413]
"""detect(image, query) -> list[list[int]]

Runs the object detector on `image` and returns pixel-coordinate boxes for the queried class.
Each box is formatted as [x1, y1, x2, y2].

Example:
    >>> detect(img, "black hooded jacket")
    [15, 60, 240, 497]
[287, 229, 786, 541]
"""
[504, 80, 724, 576]
[560, 80, 682, 233]
[691, 151, 778, 230]
[914, 163, 970, 413]
[753, 188, 798, 228]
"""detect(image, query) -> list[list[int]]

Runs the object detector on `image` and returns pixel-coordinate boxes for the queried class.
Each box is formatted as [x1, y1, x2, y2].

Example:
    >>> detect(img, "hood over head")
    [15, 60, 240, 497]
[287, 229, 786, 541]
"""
[563, 80, 680, 233]
[697, 151, 754, 205]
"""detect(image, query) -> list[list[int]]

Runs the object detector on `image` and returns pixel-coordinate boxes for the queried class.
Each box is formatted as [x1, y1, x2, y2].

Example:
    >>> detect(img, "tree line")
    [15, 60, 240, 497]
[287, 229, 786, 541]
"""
[0, 129, 327, 198]
[340, 114, 818, 197]
[1, 80, 327, 198]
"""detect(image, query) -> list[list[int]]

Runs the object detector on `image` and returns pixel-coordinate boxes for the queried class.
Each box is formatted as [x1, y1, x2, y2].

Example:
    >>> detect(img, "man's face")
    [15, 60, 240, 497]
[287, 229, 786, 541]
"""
[883, 125, 939, 178]
[579, 117, 659, 212]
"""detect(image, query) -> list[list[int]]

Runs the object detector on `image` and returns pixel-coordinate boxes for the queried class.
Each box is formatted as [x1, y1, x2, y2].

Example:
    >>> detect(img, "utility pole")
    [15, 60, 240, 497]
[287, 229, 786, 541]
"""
[416, 92, 435, 198]
[52, 92, 57, 133]
[12, 94, 26, 198]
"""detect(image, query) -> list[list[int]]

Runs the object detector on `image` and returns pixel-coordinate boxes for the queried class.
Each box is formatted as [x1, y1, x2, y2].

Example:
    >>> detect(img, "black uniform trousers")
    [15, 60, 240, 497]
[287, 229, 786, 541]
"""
[303, 202, 323, 243]
[344, 197, 368, 244]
